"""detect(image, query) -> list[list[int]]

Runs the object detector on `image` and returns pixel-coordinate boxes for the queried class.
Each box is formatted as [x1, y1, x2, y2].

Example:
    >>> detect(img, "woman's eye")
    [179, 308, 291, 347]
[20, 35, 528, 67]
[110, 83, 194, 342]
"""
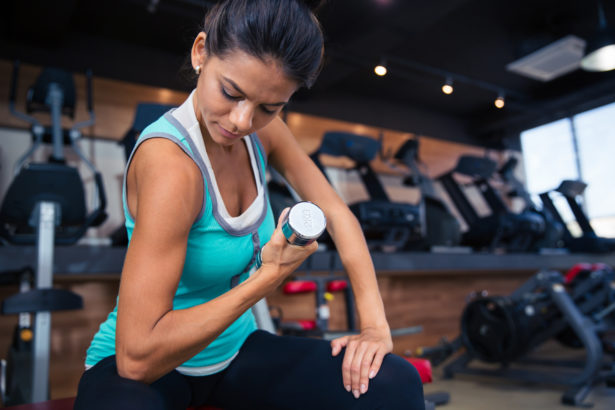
[261, 106, 276, 115]
[221, 86, 278, 114]
[221, 87, 241, 101]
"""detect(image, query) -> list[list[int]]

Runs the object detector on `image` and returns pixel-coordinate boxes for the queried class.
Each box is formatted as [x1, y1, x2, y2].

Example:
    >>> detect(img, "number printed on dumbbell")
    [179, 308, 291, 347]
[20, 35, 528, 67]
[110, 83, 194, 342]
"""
[302, 208, 313, 230]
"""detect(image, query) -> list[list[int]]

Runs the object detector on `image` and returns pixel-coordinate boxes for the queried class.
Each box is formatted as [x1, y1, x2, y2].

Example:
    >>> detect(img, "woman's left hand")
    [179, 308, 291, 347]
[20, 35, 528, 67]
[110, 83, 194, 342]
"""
[330, 326, 393, 399]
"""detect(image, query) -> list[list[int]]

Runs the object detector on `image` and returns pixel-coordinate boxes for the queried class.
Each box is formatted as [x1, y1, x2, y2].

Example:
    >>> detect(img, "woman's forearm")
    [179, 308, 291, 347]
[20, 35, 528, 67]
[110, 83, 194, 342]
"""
[328, 208, 390, 331]
[116, 269, 276, 383]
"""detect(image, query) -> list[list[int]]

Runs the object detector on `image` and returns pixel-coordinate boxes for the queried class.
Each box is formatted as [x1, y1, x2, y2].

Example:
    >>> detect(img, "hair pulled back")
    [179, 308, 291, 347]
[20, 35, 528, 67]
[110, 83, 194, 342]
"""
[202, 0, 324, 88]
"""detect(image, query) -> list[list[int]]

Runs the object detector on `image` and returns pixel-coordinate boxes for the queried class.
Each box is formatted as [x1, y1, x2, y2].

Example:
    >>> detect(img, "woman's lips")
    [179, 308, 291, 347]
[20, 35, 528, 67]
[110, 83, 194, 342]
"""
[217, 124, 242, 139]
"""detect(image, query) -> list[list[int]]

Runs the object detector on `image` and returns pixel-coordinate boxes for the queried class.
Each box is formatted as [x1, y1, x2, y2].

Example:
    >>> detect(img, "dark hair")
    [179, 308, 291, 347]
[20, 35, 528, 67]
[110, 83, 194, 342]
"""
[202, 0, 325, 88]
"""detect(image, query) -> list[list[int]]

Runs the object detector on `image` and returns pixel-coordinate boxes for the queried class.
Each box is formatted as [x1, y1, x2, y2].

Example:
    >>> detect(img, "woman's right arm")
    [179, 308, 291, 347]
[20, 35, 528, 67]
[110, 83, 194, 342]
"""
[115, 139, 316, 384]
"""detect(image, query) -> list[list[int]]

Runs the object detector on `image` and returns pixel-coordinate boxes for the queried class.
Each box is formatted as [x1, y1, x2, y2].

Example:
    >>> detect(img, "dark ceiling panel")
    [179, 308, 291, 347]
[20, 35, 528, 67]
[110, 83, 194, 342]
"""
[2, 0, 615, 148]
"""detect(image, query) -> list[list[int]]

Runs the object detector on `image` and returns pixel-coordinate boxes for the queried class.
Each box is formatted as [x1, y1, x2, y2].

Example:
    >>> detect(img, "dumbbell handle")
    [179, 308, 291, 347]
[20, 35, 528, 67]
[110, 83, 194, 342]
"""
[256, 202, 326, 269]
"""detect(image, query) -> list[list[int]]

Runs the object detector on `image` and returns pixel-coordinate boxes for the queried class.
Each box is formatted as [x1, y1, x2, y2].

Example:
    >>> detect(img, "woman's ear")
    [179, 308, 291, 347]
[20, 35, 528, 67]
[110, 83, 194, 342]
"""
[191, 32, 207, 72]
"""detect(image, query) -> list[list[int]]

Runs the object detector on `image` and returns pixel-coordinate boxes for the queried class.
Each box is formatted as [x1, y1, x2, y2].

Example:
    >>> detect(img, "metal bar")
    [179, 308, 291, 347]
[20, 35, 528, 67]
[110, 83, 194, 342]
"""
[31, 202, 56, 403]
[35, 203, 55, 289]
[477, 180, 508, 214]
[548, 283, 603, 386]
[356, 163, 389, 201]
[46, 83, 64, 162]
[438, 173, 479, 225]
[539, 192, 574, 241]
[13, 126, 44, 177]
[251, 298, 276, 334]
[322, 325, 423, 341]
[509, 270, 562, 300]
[565, 196, 595, 235]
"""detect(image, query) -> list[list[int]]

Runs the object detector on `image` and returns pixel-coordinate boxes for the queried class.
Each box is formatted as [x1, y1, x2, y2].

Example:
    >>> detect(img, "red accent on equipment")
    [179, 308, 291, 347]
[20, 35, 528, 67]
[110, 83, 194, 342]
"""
[296, 319, 317, 330]
[404, 357, 433, 384]
[592, 263, 609, 272]
[564, 263, 593, 284]
[327, 280, 348, 292]
[283, 280, 317, 294]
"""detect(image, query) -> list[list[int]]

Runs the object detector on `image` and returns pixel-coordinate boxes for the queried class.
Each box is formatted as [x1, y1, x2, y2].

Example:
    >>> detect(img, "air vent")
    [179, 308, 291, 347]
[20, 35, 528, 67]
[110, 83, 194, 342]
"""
[506, 35, 586, 82]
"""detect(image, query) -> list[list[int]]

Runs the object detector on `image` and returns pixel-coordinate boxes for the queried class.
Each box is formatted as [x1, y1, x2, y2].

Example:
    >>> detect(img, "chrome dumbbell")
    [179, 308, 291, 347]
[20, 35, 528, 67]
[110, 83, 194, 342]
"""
[256, 201, 326, 268]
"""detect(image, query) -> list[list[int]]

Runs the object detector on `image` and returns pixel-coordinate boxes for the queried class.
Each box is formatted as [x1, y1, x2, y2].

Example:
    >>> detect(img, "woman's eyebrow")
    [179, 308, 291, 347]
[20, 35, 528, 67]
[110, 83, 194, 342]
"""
[223, 76, 288, 106]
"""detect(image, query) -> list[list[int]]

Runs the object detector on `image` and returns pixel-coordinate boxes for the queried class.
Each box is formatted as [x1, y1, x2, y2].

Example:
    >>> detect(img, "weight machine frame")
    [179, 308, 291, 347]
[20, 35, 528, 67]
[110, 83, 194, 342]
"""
[443, 270, 615, 406]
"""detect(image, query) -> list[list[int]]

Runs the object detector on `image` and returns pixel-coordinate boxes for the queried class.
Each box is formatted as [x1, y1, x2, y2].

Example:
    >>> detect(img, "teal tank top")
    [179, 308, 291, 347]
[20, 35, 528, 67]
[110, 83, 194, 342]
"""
[85, 100, 275, 375]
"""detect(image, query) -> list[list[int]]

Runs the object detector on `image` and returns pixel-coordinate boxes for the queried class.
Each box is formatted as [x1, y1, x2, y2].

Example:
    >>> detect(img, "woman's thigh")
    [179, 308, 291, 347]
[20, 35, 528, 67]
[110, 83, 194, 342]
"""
[208, 330, 425, 410]
[74, 356, 193, 410]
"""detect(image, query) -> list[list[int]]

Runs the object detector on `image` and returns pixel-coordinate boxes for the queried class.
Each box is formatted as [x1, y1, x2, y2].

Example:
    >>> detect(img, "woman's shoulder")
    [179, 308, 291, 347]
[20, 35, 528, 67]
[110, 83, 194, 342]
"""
[131, 137, 203, 200]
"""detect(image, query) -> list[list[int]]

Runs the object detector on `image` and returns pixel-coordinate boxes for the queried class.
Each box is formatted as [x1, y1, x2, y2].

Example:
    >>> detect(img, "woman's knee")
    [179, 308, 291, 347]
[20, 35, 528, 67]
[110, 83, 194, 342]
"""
[368, 354, 425, 408]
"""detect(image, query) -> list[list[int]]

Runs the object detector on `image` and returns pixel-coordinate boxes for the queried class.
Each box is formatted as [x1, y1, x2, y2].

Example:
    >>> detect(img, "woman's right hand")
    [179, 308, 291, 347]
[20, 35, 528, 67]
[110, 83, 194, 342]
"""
[257, 207, 318, 288]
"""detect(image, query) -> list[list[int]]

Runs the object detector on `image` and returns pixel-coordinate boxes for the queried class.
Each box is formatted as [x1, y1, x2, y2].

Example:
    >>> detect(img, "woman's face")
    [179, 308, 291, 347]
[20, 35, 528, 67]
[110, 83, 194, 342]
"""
[194, 48, 298, 147]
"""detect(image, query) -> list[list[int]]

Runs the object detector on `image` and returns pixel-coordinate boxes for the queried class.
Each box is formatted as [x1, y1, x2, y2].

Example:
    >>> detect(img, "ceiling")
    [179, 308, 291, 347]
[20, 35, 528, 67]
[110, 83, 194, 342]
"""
[2, 0, 615, 149]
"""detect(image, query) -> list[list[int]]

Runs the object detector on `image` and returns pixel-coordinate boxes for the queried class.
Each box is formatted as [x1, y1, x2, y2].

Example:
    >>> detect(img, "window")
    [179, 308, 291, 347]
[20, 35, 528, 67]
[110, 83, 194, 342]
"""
[520, 101, 615, 238]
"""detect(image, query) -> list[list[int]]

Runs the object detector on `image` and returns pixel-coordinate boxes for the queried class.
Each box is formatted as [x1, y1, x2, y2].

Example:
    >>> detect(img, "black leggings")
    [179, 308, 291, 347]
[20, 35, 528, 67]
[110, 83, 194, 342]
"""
[74, 330, 425, 410]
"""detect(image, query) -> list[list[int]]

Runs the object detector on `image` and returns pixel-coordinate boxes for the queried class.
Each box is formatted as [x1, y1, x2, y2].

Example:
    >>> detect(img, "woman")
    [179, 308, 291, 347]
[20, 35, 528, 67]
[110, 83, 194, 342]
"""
[76, 1, 425, 409]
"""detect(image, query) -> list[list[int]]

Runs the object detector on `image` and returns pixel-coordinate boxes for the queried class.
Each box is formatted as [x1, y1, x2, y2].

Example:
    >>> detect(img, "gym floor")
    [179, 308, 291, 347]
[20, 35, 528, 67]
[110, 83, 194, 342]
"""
[425, 341, 614, 410]
[424, 375, 614, 410]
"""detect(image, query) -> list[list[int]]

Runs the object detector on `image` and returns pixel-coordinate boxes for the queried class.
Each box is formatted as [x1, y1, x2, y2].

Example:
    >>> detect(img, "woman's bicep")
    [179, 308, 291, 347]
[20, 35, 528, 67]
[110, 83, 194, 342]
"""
[117, 141, 203, 348]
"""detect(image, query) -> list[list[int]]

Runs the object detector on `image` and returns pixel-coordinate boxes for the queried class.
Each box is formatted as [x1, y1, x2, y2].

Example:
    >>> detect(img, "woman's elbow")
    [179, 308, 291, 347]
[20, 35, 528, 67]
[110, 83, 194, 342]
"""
[116, 350, 152, 383]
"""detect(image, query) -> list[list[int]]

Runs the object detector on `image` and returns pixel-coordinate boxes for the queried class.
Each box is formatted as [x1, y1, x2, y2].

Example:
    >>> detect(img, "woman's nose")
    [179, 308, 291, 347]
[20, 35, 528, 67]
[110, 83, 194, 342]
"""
[229, 100, 253, 132]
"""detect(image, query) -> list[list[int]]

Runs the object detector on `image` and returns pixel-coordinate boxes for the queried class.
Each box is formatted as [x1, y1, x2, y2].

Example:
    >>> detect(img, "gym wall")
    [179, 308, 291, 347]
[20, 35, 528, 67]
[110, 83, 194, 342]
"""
[0, 59, 517, 241]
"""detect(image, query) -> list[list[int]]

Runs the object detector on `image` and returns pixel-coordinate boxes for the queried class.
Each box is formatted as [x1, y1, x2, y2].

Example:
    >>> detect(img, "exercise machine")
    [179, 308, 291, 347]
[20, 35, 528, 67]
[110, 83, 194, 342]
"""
[539, 180, 615, 254]
[419, 264, 615, 406]
[436, 155, 546, 252]
[310, 131, 422, 252]
[0, 62, 107, 405]
[497, 156, 565, 251]
[392, 138, 461, 250]
[269, 252, 359, 339]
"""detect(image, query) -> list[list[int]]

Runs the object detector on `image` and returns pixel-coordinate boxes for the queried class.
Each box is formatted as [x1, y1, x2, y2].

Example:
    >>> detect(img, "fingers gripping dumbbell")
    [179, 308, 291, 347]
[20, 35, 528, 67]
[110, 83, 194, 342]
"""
[256, 201, 326, 268]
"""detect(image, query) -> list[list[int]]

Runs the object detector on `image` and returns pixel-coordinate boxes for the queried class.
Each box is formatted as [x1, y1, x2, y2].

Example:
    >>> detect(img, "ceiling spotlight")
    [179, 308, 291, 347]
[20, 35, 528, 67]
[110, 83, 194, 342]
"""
[442, 76, 454, 94]
[374, 59, 388, 76]
[581, 0, 615, 72]
[494, 93, 505, 109]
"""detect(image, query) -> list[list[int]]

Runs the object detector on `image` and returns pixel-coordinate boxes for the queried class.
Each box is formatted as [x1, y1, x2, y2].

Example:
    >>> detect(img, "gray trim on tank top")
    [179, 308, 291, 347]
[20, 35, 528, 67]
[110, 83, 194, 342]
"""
[123, 131, 207, 223]
[249, 132, 267, 191]
[163, 111, 268, 237]
[248, 132, 270, 214]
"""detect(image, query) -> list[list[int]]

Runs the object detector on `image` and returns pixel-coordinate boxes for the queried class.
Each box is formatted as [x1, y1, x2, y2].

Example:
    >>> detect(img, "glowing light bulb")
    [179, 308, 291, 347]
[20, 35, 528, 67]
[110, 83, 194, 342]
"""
[442, 77, 453, 94]
[494, 95, 505, 109]
[374, 64, 387, 76]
